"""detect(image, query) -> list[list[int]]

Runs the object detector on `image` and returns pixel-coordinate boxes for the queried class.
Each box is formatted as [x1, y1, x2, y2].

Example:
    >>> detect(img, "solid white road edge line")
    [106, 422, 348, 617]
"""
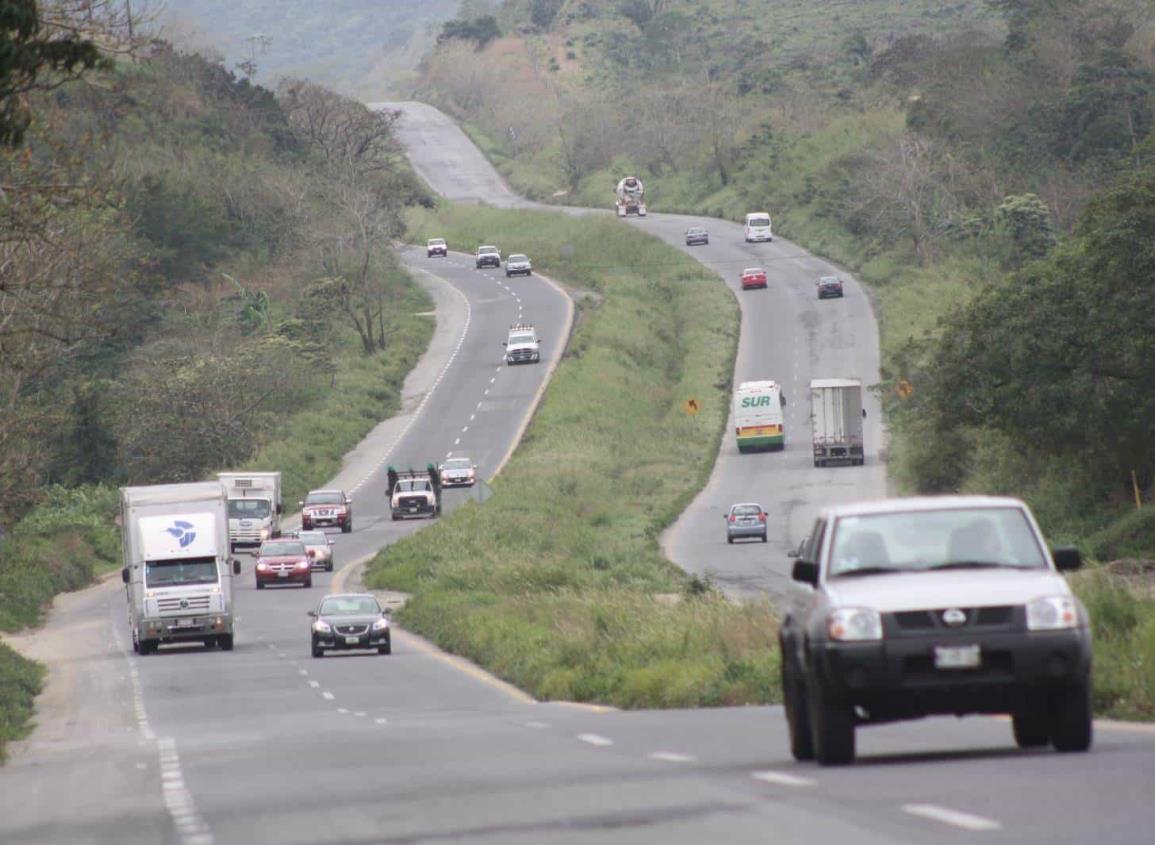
[649, 752, 696, 763]
[902, 804, 1002, 832]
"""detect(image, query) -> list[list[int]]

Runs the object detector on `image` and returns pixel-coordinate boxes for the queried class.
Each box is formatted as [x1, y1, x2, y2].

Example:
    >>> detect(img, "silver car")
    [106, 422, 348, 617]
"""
[295, 529, 334, 572]
[505, 253, 532, 277]
[725, 503, 767, 543]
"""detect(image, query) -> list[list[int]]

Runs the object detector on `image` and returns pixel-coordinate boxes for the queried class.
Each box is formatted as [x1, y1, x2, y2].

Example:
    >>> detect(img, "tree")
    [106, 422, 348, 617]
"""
[0, 0, 103, 146]
[995, 193, 1056, 260]
[619, 0, 666, 29]
[279, 80, 404, 174]
[438, 15, 500, 50]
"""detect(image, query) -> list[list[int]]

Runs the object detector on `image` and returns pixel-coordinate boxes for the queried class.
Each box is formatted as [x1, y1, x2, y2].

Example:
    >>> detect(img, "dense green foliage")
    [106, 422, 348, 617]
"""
[366, 205, 781, 707]
[0, 645, 43, 762]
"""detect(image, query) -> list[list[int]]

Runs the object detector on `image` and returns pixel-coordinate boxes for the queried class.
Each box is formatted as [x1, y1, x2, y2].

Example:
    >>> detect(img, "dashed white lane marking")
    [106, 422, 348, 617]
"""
[483, 389, 490, 396]
[375, 718, 388, 725]
[322, 691, 335, 701]
[157, 737, 214, 845]
[469, 414, 475, 421]
[902, 804, 1002, 832]
[348, 273, 473, 493]
[355, 711, 367, 717]
[461, 426, 469, 433]
[454, 437, 461, 446]
[751, 771, 817, 787]
[649, 752, 696, 764]
[298, 669, 308, 677]
[490, 377, 496, 384]
[577, 733, 614, 747]
[524, 721, 551, 729]
[337, 708, 350, 714]
[308, 680, 320, 689]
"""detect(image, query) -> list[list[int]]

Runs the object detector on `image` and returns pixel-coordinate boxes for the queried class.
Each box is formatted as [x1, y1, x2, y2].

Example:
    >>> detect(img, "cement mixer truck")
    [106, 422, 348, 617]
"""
[615, 176, 646, 217]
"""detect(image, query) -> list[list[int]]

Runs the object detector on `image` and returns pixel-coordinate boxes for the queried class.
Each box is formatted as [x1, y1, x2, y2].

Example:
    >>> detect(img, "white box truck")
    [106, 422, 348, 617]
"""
[217, 471, 282, 550]
[120, 481, 240, 654]
[733, 380, 786, 452]
[810, 378, 865, 466]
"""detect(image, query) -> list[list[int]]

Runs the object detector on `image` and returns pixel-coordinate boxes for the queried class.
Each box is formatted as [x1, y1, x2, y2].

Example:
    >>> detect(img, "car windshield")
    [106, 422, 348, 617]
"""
[688, 228, 705, 234]
[444, 459, 472, 470]
[509, 254, 528, 262]
[743, 268, 764, 276]
[260, 541, 306, 556]
[820, 276, 840, 284]
[319, 596, 381, 616]
[145, 557, 218, 587]
[749, 216, 770, 227]
[227, 499, 270, 518]
[305, 492, 343, 505]
[827, 506, 1047, 578]
[479, 247, 498, 254]
[733, 505, 762, 516]
[297, 531, 327, 545]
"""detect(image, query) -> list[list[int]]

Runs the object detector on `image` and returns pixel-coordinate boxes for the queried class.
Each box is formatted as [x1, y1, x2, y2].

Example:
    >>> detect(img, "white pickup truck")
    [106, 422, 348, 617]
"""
[503, 323, 541, 365]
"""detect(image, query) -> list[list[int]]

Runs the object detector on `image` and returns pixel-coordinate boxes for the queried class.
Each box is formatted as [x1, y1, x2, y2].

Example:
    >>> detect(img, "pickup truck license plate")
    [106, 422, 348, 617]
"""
[934, 644, 981, 670]
[345, 636, 360, 645]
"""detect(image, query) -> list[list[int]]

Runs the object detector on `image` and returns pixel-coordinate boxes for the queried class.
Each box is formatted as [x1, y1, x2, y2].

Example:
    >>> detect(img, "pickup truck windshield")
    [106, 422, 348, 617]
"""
[305, 492, 343, 505]
[396, 480, 430, 492]
[145, 557, 219, 586]
[228, 499, 271, 518]
[828, 507, 1047, 578]
[509, 333, 536, 345]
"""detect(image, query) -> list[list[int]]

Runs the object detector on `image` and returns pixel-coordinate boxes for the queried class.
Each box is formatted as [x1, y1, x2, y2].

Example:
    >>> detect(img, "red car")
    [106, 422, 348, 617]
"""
[741, 267, 768, 290]
[299, 489, 352, 533]
[255, 539, 312, 589]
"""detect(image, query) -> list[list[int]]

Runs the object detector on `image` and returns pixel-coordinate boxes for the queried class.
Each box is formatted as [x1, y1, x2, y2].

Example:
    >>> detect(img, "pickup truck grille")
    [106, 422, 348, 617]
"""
[888, 606, 1016, 634]
[508, 349, 536, 363]
[398, 496, 430, 509]
[156, 595, 212, 615]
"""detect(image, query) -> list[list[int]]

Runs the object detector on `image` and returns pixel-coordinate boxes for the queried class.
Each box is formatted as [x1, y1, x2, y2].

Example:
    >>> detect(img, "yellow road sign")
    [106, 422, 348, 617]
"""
[683, 398, 701, 416]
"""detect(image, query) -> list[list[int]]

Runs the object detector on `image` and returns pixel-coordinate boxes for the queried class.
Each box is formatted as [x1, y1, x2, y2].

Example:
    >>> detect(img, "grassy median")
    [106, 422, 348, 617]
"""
[364, 205, 781, 708]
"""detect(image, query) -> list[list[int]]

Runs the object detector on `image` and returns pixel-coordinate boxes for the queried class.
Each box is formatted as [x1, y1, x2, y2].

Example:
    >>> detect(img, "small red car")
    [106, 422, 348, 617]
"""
[741, 267, 768, 290]
[300, 489, 352, 533]
[255, 539, 312, 589]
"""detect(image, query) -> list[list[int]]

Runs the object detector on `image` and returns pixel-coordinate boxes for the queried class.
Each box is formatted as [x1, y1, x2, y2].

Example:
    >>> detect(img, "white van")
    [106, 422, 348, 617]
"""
[733, 380, 785, 452]
[744, 212, 773, 243]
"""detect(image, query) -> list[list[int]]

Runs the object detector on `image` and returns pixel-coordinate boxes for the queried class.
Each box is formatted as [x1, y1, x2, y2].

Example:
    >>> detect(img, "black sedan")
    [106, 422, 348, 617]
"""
[309, 593, 392, 657]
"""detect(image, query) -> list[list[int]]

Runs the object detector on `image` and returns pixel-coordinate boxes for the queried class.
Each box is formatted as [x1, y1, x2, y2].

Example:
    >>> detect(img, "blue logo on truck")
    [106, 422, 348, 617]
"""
[164, 521, 197, 548]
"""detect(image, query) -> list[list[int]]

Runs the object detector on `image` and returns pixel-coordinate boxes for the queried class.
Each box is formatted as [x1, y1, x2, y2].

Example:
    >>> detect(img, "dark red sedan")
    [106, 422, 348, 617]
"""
[740, 267, 768, 290]
[255, 539, 312, 589]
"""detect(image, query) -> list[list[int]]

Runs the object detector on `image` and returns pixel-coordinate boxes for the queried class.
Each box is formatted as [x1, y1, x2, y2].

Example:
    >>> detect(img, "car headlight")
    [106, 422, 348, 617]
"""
[312, 620, 332, 634]
[827, 608, 883, 642]
[256, 562, 269, 571]
[1027, 596, 1079, 631]
[372, 618, 390, 631]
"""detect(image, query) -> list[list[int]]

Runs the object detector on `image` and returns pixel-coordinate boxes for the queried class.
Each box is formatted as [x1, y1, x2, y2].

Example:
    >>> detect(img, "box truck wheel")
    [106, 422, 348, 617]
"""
[139, 639, 157, 656]
[218, 634, 234, 651]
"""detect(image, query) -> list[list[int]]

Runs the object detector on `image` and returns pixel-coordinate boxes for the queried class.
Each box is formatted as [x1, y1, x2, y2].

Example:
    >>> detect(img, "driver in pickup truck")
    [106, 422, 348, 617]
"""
[948, 518, 1005, 564]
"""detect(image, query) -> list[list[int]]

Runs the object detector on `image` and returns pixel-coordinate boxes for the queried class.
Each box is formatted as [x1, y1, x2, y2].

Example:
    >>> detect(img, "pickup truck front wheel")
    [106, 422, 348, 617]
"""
[781, 656, 814, 761]
[808, 677, 855, 765]
[1050, 681, 1093, 752]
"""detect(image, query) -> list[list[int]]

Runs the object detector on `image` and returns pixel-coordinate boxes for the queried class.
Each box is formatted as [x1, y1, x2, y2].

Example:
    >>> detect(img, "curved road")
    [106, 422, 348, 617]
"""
[380, 100, 886, 600]
[2, 102, 1153, 845]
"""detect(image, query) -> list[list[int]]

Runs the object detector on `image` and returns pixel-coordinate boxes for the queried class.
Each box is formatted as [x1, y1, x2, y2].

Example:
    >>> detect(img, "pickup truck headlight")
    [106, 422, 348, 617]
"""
[1026, 596, 1079, 631]
[827, 608, 883, 642]
[312, 620, 332, 634]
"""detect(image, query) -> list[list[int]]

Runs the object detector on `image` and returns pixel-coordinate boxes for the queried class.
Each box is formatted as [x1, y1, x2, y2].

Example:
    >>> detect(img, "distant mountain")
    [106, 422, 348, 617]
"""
[160, 0, 461, 97]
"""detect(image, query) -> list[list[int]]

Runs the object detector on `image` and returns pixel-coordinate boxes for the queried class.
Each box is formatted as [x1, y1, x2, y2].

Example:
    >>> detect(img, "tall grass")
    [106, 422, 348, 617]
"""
[366, 206, 781, 708]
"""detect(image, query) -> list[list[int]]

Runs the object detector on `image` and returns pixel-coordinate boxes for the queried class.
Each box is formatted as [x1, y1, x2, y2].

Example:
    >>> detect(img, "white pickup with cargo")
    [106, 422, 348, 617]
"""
[810, 378, 865, 466]
[733, 380, 785, 452]
[218, 471, 282, 550]
[121, 481, 240, 655]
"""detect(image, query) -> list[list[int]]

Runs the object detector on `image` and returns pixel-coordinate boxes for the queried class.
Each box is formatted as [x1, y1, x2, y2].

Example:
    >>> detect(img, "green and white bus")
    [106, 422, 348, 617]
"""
[733, 380, 785, 452]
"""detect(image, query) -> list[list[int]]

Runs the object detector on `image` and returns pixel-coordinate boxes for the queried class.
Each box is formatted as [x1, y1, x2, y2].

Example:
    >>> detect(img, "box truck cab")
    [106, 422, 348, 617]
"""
[218, 471, 282, 550]
[121, 482, 240, 655]
[744, 212, 773, 243]
[733, 380, 786, 452]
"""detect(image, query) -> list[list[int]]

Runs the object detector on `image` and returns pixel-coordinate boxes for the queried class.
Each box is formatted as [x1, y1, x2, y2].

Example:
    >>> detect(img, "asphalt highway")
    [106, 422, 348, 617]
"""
[1, 102, 1152, 845]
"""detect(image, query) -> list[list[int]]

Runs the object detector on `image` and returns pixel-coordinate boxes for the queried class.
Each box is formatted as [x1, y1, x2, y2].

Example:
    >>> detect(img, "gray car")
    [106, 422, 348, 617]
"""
[725, 503, 767, 543]
[505, 253, 532, 277]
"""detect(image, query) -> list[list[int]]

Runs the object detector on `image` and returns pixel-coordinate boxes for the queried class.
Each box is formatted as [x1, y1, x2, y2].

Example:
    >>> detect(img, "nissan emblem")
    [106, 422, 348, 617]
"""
[941, 608, 967, 627]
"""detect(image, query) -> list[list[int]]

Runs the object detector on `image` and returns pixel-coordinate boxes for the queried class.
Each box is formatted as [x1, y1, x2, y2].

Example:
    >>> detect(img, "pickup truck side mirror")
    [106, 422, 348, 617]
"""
[1052, 546, 1082, 572]
[792, 560, 819, 586]
[232, 559, 242, 575]
[121, 567, 129, 584]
